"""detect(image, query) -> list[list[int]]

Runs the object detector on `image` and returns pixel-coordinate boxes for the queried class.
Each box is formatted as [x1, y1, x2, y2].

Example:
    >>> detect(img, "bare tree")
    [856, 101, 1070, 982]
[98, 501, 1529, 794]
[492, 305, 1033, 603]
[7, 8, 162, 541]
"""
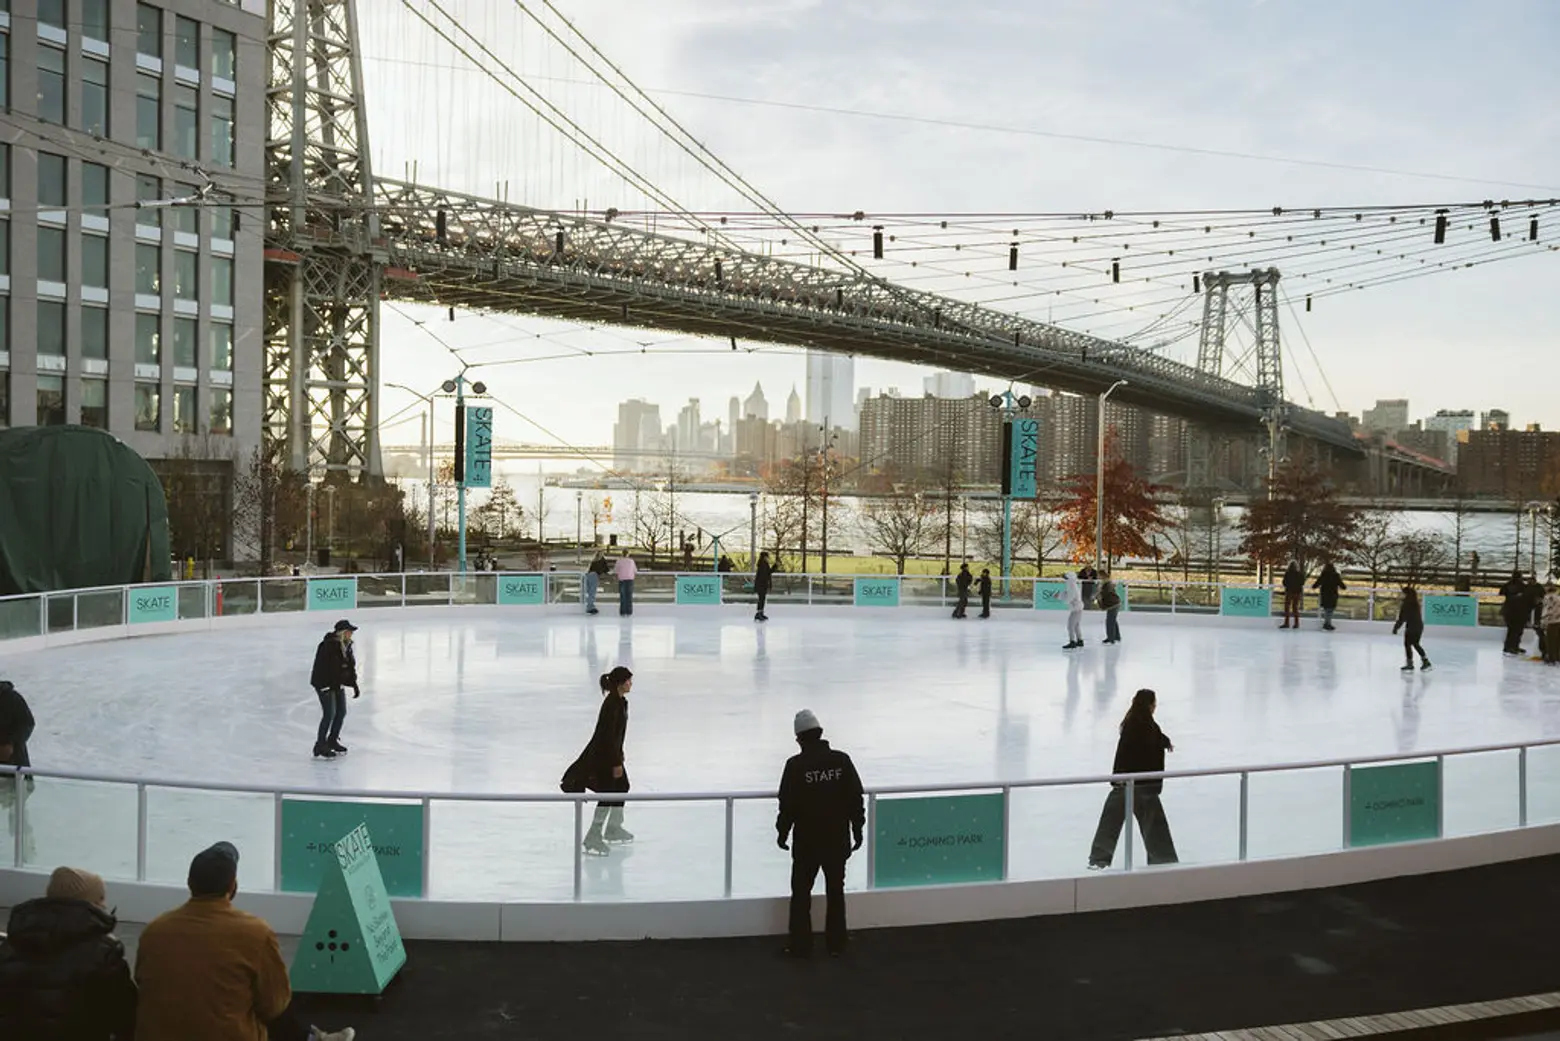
[974, 495, 1065, 575]
[630, 487, 673, 563]
[158, 436, 237, 576]
[1348, 508, 1400, 588]
[1446, 491, 1483, 581]
[1391, 531, 1448, 586]
[231, 447, 306, 576]
[858, 489, 936, 574]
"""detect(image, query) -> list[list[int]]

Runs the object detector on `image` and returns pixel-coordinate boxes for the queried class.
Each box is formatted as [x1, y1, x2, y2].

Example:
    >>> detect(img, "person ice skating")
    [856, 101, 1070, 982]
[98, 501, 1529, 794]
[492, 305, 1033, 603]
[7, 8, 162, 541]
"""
[1392, 586, 1432, 672]
[615, 552, 638, 615]
[755, 551, 776, 622]
[953, 562, 973, 618]
[0, 866, 137, 1041]
[0, 680, 36, 860]
[309, 619, 359, 759]
[135, 842, 354, 1041]
[1499, 570, 1530, 656]
[1280, 561, 1305, 628]
[562, 666, 634, 855]
[978, 568, 993, 618]
[1088, 688, 1179, 869]
[1062, 571, 1085, 649]
[1527, 574, 1549, 659]
[1313, 561, 1346, 631]
[777, 709, 864, 959]
[584, 551, 609, 615]
[1099, 575, 1122, 644]
[1543, 583, 1560, 666]
[1079, 565, 1099, 607]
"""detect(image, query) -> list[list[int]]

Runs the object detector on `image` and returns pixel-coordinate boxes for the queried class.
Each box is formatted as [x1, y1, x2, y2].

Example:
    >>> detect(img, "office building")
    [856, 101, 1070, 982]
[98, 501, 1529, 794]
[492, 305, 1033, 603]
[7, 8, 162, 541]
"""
[859, 392, 1022, 483]
[1481, 408, 1511, 432]
[742, 381, 768, 422]
[785, 384, 801, 425]
[1424, 409, 1475, 467]
[1458, 426, 1560, 500]
[805, 349, 855, 431]
[1360, 399, 1410, 435]
[923, 370, 975, 399]
[1, 0, 266, 477]
[612, 398, 662, 471]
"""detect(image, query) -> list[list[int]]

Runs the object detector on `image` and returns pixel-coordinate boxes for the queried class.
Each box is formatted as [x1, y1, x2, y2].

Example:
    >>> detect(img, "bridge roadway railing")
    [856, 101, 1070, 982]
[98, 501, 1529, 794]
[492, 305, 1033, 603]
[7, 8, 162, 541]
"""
[0, 570, 1552, 927]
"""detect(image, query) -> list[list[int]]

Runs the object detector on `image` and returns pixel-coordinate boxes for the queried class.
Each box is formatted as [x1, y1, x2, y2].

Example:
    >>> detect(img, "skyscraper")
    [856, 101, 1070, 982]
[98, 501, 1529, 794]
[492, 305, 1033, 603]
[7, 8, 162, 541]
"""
[743, 381, 769, 421]
[806, 350, 856, 431]
[923, 371, 976, 399]
[612, 399, 662, 472]
[786, 385, 802, 425]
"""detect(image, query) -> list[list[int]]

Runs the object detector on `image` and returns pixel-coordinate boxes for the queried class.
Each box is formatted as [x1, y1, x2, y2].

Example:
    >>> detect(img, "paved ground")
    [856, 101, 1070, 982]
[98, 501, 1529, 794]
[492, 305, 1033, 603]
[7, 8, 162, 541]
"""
[268, 855, 1560, 1041]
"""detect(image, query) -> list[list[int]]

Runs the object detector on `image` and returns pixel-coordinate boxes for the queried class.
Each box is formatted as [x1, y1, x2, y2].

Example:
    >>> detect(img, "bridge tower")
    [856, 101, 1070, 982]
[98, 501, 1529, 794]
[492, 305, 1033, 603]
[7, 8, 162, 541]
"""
[264, 0, 384, 480]
[1188, 268, 1285, 489]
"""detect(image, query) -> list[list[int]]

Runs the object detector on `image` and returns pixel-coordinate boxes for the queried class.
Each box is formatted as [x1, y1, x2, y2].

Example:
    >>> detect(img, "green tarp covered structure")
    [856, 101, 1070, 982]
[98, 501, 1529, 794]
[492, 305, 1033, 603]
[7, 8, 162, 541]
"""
[0, 426, 172, 595]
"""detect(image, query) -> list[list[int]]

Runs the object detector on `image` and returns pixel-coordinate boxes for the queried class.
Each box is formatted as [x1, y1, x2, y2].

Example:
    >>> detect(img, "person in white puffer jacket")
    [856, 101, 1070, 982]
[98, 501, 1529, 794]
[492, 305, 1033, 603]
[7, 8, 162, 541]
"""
[1062, 571, 1086, 650]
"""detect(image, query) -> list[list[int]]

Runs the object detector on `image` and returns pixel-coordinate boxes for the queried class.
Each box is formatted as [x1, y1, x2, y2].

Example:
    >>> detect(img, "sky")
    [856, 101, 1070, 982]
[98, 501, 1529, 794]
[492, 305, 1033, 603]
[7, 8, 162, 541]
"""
[358, 0, 1560, 451]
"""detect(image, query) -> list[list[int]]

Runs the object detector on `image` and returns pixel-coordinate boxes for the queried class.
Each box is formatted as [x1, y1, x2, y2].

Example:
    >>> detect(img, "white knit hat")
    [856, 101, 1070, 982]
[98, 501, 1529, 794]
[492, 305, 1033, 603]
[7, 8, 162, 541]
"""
[794, 709, 821, 735]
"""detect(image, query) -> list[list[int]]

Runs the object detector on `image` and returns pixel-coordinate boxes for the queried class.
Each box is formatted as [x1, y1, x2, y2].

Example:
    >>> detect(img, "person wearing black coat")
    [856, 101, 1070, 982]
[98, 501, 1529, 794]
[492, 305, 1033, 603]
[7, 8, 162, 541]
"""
[1313, 561, 1346, 631]
[0, 866, 137, 1041]
[1499, 570, 1530, 656]
[1528, 576, 1550, 659]
[1088, 689, 1178, 869]
[977, 568, 993, 618]
[308, 619, 360, 759]
[777, 709, 864, 959]
[0, 680, 35, 859]
[563, 666, 634, 855]
[754, 551, 776, 622]
[952, 562, 973, 618]
[1392, 586, 1432, 671]
[1280, 561, 1305, 628]
[1099, 577, 1123, 644]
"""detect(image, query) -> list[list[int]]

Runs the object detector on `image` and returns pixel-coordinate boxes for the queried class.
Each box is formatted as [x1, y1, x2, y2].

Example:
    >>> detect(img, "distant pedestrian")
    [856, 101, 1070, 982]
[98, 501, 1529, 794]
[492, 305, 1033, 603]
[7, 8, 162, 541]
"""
[615, 552, 637, 616]
[1499, 570, 1530, 656]
[1088, 688, 1178, 869]
[977, 568, 993, 618]
[1280, 561, 1304, 628]
[754, 551, 776, 622]
[1062, 571, 1085, 649]
[1099, 576, 1122, 644]
[1313, 561, 1346, 631]
[563, 666, 635, 855]
[718, 555, 735, 573]
[309, 619, 360, 759]
[777, 709, 864, 960]
[1392, 586, 1432, 672]
[952, 562, 973, 619]
[1543, 583, 1560, 666]
[584, 551, 609, 615]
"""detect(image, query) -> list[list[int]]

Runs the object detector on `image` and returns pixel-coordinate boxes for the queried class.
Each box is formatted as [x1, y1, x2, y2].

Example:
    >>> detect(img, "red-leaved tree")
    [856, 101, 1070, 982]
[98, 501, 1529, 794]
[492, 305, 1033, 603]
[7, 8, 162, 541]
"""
[1238, 458, 1360, 575]
[1056, 430, 1172, 566]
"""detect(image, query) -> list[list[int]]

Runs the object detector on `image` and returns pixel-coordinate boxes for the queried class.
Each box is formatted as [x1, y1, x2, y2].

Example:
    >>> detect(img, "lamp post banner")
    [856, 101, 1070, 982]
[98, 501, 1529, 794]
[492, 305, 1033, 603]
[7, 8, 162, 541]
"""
[1008, 419, 1039, 499]
[464, 407, 493, 489]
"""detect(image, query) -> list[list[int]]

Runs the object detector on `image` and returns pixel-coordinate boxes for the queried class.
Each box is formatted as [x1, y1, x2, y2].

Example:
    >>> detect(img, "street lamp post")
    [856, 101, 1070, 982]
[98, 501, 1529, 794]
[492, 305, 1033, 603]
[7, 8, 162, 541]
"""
[441, 373, 488, 573]
[818, 424, 837, 575]
[1527, 501, 1542, 575]
[749, 492, 759, 569]
[387, 382, 439, 567]
[1094, 380, 1129, 573]
[576, 490, 584, 565]
[987, 389, 1033, 598]
[1212, 496, 1226, 584]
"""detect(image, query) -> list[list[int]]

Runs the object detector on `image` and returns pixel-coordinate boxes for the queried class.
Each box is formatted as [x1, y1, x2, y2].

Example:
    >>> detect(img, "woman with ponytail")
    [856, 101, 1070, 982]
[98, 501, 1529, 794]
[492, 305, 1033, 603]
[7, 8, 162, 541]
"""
[1087, 688, 1179, 869]
[562, 666, 634, 855]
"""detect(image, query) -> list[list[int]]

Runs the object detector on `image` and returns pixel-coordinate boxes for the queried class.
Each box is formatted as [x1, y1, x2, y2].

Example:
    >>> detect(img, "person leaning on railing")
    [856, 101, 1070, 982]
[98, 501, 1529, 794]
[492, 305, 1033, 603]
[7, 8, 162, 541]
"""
[0, 680, 32, 780]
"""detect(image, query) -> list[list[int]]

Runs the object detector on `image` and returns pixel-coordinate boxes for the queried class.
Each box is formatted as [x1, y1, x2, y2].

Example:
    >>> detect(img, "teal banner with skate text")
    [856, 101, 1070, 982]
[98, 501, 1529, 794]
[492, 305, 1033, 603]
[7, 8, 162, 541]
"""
[853, 577, 900, 607]
[126, 585, 178, 624]
[463, 407, 493, 489]
[1423, 594, 1477, 627]
[306, 577, 357, 612]
[1007, 419, 1039, 499]
[1220, 586, 1272, 617]
[280, 798, 424, 897]
[873, 792, 1005, 888]
[675, 574, 722, 605]
[497, 573, 546, 605]
[1033, 580, 1068, 610]
[1348, 761, 1440, 847]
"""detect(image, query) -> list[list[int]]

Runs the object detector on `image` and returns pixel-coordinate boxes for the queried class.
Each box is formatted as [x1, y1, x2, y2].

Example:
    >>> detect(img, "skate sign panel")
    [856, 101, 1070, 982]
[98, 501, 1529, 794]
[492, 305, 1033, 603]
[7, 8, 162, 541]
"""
[127, 585, 178, 624]
[873, 792, 1006, 888]
[1033, 580, 1068, 610]
[280, 798, 424, 897]
[463, 406, 493, 489]
[307, 577, 358, 611]
[853, 577, 900, 607]
[1220, 586, 1272, 617]
[1348, 760, 1440, 847]
[1422, 594, 1477, 627]
[291, 824, 406, 995]
[1007, 419, 1040, 499]
[674, 574, 722, 605]
[497, 574, 546, 605]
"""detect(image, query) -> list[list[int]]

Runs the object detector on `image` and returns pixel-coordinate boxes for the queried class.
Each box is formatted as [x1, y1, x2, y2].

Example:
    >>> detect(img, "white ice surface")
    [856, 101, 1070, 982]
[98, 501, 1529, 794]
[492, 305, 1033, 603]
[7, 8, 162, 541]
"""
[5, 607, 1560, 903]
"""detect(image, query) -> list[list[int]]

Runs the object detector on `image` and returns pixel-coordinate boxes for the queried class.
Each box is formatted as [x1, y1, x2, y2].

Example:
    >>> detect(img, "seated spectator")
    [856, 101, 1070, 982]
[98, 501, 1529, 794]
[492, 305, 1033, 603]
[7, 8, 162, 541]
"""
[134, 842, 353, 1041]
[0, 865, 138, 1040]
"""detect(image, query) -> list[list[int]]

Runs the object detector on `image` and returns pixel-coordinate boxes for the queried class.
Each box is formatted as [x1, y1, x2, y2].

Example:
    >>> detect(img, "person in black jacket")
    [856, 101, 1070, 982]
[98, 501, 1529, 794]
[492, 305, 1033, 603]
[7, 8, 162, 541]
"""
[952, 562, 973, 618]
[754, 551, 775, 622]
[1499, 570, 1530, 656]
[1528, 575, 1549, 659]
[977, 568, 993, 618]
[308, 619, 360, 759]
[0, 680, 35, 859]
[1393, 586, 1432, 671]
[584, 552, 610, 615]
[1280, 561, 1305, 628]
[777, 709, 864, 959]
[1313, 561, 1346, 631]
[1099, 576, 1123, 644]
[0, 866, 137, 1041]
[1088, 689, 1178, 869]
[564, 666, 634, 855]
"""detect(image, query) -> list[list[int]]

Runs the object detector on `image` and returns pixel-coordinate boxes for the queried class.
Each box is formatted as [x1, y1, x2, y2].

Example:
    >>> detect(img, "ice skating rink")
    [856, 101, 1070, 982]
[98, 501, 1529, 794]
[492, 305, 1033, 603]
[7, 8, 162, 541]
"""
[6, 607, 1560, 903]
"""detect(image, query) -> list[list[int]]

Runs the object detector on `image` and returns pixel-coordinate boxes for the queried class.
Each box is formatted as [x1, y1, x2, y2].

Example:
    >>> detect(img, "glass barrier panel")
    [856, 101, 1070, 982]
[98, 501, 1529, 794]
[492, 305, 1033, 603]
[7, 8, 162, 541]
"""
[1525, 744, 1560, 825]
[717, 574, 755, 603]
[77, 589, 126, 629]
[10, 776, 138, 879]
[1125, 582, 1172, 611]
[1174, 584, 1222, 613]
[899, 577, 945, 606]
[730, 795, 867, 899]
[1333, 590, 1373, 621]
[427, 800, 575, 902]
[405, 573, 452, 606]
[0, 597, 43, 641]
[1246, 766, 1343, 860]
[631, 573, 676, 604]
[145, 787, 275, 889]
[217, 579, 259, 616]
[1443, 749, 1519, 837]
[548, 573, 581, 605]
[356, 575, 405, 610]
[809, 576, 856, 605]
[46, 594, 76, 633]
[260, 579, 307, 613]
[1007, 781, 1151, 879]
[452, 573, 495, 606]
[1476, 599, 1504, 628]
[177, 584, 210, 620]
[578, 799, 727, 903]
[764, 573, 810, 604]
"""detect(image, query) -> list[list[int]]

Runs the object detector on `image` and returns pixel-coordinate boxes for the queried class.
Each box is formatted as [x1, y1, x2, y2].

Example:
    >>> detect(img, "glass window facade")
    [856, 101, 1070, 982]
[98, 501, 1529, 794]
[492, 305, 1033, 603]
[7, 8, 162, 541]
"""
[209, 95, 234, 168]
[82, 58, 110, 137]
[172, 385, 196, 433]
[212, 29, 236, 80]
[39, 0, 66, 28]
[37, 376, 66, 427]
[136, 313, 161, 364]
[174, 85, 199, 159]
[38, 46, 66, 126]
[81, 233, 109, 288]
[175, 16, 200, 69]
[136, 243, 161, 294]
[82, 163, 109, 212]
[81, 306, 108, 360]
[174, 250, 198, 299]
[135, 384, 161, 432]
[136, 174, 161, 227]
[174, 317, 197, 366]
[138, 4, 163, 59]
[209, 388, 233, 434]
[38, 301, 66, 357]
[83, 0, 112, 42]
[81, 379, 108, 429]
[210, 194, 238, 239]
[210, 322, 233, 370]
[172, 189, 199, 234]
[211, 256, 234, 305]
[136, 74, 161, 151]
[38, 226, 67, 283]
[39, 153, 68, 208]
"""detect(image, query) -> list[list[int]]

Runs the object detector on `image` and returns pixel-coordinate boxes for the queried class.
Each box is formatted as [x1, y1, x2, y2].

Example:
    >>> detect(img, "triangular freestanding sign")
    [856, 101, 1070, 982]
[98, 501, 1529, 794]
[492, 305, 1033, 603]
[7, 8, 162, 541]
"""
[291, 823, 407, 995]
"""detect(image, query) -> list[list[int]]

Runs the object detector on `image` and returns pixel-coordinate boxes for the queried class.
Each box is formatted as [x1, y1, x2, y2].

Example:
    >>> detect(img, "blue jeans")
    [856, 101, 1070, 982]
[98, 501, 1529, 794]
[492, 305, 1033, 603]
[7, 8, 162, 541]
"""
[1105, 608, 1121, 642]
[316, 687, 346, 747]
[584, 571, 599, 611]
[618, 579, 634, 615]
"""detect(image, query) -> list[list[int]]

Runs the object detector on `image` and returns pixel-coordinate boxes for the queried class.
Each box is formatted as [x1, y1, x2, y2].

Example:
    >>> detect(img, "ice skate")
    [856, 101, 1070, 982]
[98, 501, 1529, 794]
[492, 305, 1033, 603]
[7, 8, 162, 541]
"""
[1400, 663, 1415, 672]
[1420, 660, 1433, 671]
[604, 807, 634, 843]
[329, 740, 348, 755]
[582, 832, 611, 856]
[312, 745, 337, 759]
